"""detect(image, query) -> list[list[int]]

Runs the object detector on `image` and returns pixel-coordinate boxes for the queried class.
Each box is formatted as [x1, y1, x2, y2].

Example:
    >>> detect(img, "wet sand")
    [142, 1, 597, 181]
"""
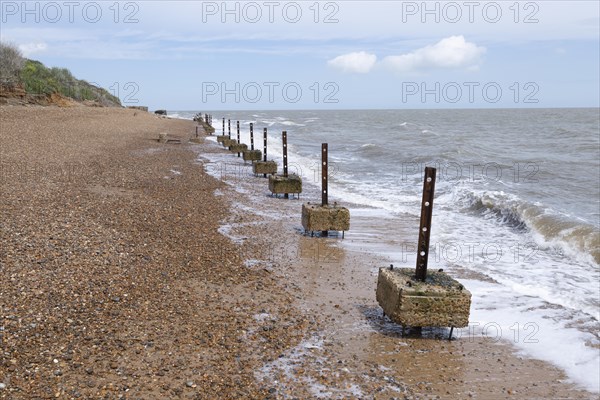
[0, 105, 595, 399]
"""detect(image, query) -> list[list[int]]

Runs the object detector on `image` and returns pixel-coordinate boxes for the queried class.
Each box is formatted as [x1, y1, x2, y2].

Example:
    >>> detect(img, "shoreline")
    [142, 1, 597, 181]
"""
[0, 105, 595, 399]
[198, 131, 597, 398]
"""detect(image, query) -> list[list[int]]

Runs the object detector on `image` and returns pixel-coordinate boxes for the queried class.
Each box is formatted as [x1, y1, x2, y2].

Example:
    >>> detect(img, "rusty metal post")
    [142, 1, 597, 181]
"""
[263, 128, 268, 177]
[322, 143, 329, 237]
[228, 119, 231, 138]
[250, 123, 254, 150]
[282, 131, 288, 177]
[236, 121, 241, 157]
[322, 143, 328, 206]
[195, 126, 199, 137]
[282, 131, 288, 198]
[222, 118, 225, 135]
[415, 167, 436, 282]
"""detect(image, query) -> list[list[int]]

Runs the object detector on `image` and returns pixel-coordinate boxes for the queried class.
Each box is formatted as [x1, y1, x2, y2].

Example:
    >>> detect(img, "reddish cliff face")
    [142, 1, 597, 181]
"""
[0, 82, 109, 107]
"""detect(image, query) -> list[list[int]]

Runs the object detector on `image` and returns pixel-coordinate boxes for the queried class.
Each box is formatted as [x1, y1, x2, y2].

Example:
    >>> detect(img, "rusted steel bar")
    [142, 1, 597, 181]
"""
[222, 118, 225, 135]
[263, 128, 268, 177]
[282, 131, 288, 199]
[195, 126, 199, 137]
[236, 121, 241, 157]
[282, 131, 288, 177]
[322, 143, 329, 237]
[250, 123, 254, 150]
[415, 167, 436, 282]
[322, 143, 328, 206]
[263, 128, 268, 162]
[228, 119, 231, 138]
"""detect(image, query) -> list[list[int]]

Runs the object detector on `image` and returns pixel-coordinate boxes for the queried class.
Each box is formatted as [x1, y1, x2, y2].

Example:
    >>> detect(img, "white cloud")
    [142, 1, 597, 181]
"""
[19, 42, 48, 57]
[382, 36, 486, 73]
[327, 51, 377, 74]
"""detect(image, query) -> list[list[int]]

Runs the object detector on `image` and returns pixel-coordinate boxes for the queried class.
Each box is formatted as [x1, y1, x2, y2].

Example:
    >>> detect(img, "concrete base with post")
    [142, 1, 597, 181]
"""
[229, 143, 248, 155]
[253, 127, 276, 177]
[253, 161, 277, 176]
[243, 149, 262, 162]
[376, 267, 471, 329]
[216, 135, 229, 144]
[301, 202, 349, 237]
[269, 130, 301, 198]
[375, 167, 470, 339]
[301, 143, 349, 238]
[268, 174, 302, 198]
[243, 123, 262, 162]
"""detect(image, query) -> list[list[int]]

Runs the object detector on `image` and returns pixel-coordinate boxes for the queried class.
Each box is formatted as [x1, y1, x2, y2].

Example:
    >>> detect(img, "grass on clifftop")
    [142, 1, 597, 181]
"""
[0, 41, 121, 107]
[19, 60, 122, 106]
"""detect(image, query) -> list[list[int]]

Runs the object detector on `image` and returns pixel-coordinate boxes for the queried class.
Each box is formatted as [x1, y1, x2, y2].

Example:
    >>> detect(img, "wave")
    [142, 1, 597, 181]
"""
[258, 119, 305, 127]
[459, 190, 600, 266]
[280, 120, 305, 127]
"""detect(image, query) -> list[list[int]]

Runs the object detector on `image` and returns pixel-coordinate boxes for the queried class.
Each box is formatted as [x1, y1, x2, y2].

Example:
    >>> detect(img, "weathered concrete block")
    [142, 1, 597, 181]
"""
[253, 160, 278, 175]
[301, 203, 350, 232]
[222, 138, 237, 147]
[216, 135, 228, 143]
[376, 267, 471, 328]
[158, 132, 168, 143]
[243, 149, 262, 162]
[229, 143, 248, 153]
[202, 123, 215, 135]
[189, 138, 202, 144]
[269, 174, 302, 195]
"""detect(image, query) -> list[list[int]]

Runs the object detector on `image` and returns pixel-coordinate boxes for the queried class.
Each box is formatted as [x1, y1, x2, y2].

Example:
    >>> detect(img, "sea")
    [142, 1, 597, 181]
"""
[171, 108, 600, 393]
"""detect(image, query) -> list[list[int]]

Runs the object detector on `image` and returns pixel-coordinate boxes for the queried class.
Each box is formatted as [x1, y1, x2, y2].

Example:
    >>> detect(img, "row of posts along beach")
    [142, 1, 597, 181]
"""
[194, 113, 471, 340]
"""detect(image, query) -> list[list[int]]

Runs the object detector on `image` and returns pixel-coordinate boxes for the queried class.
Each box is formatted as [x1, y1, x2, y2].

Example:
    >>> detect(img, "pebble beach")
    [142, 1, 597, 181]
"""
[1, 105, 595, 399]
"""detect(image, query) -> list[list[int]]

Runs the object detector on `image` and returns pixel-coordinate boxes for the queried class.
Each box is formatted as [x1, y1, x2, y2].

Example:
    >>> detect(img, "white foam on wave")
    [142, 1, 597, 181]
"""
[166, 111, 195, 120]
[261, 136, 419, 213]
[332, 171, 600, 393]
[460, 279, 600, 393]
[446, 186, 600, 268]
[434, 197, 600, 319]
[280, 120, 305, 126]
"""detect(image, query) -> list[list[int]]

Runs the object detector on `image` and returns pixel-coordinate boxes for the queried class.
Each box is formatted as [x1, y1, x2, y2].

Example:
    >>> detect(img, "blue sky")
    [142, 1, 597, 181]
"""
[1, 1, 598, 110]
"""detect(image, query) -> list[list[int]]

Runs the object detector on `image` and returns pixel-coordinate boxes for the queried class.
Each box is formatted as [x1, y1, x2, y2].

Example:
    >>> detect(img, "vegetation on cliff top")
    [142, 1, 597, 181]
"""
[0, 42, 121, 107]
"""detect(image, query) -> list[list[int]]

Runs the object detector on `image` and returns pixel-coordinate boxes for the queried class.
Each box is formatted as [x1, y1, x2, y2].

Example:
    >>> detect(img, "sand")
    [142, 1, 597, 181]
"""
[0, 105, 594, 399]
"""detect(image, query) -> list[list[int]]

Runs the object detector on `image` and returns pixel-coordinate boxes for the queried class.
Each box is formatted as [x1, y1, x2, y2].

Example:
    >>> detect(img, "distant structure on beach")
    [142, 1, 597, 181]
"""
[127, 106, 148, 112]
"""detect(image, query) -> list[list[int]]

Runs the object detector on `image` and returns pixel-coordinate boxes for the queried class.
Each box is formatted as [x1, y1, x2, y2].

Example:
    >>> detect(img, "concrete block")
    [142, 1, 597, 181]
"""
[253, 161, 278, 175]
[229, 143, 248, 153]
[269, 174, 302, 195]
[158, 132, 168, 143]
[376, 267, 471, 328]
[222, 138, 237, 147]
[216, 135, 228, 143]
[243, 149, 262, 162]
[301, 203, 350, 232]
